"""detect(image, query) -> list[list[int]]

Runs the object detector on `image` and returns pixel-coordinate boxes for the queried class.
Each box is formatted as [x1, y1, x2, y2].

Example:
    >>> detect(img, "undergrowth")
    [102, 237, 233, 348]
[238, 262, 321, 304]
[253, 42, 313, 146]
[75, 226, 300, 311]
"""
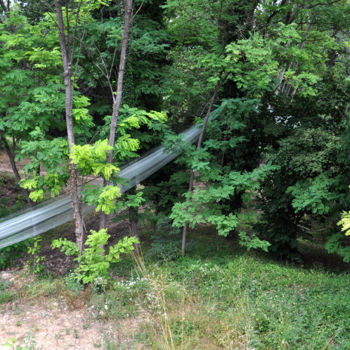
[89, 235, 350, 349]
[1, 226, 350, 349]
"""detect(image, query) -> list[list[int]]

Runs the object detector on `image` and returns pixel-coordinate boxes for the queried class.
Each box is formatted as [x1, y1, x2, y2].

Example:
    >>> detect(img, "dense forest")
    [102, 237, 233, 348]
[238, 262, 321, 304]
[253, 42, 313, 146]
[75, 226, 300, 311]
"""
[1, 0, 350, 348]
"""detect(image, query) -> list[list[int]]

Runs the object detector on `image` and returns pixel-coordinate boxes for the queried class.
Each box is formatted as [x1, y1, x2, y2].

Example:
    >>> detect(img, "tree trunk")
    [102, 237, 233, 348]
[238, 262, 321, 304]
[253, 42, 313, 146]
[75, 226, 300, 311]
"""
[54, 0, 85, 253]
[107, 0, 133, 164]
[0, 133, 34, 206]
[0, 0, 8, 14]
[99, 0, 133, 229]
[129, 205, 140, 255]
[181, 78, 224, 256]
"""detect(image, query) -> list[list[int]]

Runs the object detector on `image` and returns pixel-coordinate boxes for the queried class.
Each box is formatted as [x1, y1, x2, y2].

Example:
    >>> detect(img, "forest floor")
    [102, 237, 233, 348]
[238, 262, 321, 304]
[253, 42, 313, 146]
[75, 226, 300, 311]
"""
[1, 162, 350, 349]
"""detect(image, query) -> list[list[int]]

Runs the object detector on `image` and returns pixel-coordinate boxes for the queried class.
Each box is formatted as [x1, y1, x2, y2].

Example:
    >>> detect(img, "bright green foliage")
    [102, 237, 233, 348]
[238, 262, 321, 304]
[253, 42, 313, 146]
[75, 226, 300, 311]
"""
[101, 105, 167, 160]
[338, 210, 350, 236]
[0, 10, 65, 162]
[118, 106, 167, 132]
[225, 34, 278, 96]
[70, 140, 123, 214]
[52, 229, 138, 285]
[171, 164, 277, 249]
[94, 185, 121, 214]
[20, 135, 69, 201]
[71, 140, 119, 179]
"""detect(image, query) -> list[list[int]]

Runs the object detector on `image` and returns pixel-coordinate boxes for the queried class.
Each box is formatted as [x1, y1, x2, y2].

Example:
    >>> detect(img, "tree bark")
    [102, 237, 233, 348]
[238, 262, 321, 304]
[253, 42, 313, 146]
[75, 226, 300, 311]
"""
[54, 0, 85, 253]
[99, 0, 134, 229]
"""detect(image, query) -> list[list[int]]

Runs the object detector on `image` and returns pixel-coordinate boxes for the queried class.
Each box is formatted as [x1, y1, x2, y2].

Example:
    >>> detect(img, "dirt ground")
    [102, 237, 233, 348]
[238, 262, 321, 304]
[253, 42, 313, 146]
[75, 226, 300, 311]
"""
[0, 272, 140, 350]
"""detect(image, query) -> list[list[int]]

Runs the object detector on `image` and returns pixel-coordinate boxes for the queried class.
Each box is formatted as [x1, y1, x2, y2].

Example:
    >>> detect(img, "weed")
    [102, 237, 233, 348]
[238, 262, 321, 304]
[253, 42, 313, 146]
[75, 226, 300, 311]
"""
[123, 245, 350, 349]
[27, 236, 45, 275]
[0, 289, 16, 304]
[2, 333, 41, 350]
[0, 279, 12, 291]
[0, 241, 29, 270]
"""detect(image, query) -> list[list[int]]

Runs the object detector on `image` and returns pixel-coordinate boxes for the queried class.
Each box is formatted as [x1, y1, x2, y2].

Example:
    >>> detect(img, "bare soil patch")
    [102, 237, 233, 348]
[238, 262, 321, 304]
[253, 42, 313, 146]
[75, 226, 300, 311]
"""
[0, 151, 30, 174]
[0, 272, 140, 350]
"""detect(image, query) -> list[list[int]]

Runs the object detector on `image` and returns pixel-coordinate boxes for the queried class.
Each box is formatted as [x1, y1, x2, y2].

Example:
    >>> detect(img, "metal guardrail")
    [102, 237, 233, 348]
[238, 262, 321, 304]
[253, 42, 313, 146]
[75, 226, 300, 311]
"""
[0, 125, 201, 249]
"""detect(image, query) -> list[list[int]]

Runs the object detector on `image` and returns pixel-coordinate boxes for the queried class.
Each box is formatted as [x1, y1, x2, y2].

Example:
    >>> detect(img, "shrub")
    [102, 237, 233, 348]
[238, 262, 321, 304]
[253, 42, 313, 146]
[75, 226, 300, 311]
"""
[52, 228, 138, 285]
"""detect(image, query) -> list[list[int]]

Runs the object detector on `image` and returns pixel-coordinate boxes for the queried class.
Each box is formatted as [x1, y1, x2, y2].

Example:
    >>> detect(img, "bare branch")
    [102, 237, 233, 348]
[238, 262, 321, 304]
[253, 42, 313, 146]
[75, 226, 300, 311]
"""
[65, 0, 71, 62]
[72, 21, 87, 89]
[109, 45, 119, 81]
[132, 1, 143, 21]
[0, 0, 7, 13]
[70, 0, 84, 63]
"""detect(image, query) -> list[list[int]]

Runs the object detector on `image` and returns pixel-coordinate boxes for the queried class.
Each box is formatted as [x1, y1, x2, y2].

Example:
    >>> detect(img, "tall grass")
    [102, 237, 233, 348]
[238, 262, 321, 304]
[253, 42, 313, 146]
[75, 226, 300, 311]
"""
[102, 241, 350, 349]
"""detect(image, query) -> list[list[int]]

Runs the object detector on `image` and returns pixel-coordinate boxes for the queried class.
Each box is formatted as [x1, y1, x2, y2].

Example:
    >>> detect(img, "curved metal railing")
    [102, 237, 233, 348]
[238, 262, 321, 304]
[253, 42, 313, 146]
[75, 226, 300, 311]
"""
[0, 125, 201, 249]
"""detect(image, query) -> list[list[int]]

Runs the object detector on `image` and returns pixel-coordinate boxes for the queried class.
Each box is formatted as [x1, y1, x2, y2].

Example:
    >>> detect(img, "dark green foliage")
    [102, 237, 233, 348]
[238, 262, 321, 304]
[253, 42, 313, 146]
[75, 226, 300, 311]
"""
[326, 233, 350, 263]
[0, 242, 29, 270]
[256, 127, 341, 256]
[146, 214, 187, 261]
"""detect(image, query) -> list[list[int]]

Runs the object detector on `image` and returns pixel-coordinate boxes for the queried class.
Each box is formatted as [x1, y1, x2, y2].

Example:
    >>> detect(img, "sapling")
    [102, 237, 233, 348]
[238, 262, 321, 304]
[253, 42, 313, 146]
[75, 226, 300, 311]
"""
[52, 228, 138, 285]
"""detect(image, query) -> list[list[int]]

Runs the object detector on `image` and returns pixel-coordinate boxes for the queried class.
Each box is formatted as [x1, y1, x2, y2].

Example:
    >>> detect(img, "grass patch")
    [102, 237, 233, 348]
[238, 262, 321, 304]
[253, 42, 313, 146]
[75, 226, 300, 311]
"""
[0, 279, 16, 304]
[0, 290, 16, 304]
[99, 233, 350, 349]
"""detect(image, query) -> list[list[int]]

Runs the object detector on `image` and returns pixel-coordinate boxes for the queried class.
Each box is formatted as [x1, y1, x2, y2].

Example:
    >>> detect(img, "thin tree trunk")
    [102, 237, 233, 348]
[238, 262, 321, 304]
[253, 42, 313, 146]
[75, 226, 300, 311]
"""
[181, 78, 224, 256]
[99, 0, 133, 229]
[0, 0, 6, 13]
[129, 205, 140, 255]
[107, 0, 133, 163]
[0, 133, 33, 206]
[54, 0, 85, 253]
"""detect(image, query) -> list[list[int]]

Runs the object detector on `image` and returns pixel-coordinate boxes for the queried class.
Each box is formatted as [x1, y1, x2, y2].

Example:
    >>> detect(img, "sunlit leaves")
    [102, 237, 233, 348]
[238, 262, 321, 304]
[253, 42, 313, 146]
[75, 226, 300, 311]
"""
[338, 199, 350, 236]
[52, 228, 138, 285]
[70, 139, 120, 180]
[225, 34, 278, 96]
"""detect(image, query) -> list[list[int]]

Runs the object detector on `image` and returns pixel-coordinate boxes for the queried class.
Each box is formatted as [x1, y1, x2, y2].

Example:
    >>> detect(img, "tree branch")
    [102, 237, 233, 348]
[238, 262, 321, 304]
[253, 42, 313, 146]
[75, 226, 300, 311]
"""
[0, 0, 7, 13]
